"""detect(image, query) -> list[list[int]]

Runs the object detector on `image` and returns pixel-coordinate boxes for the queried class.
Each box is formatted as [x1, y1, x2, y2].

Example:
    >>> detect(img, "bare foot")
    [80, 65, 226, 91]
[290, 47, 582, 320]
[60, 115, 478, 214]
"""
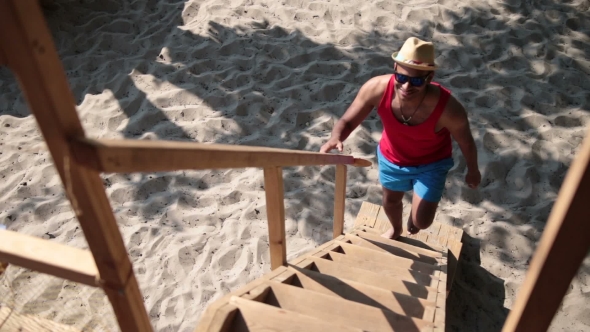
[381, 227, 402, 240]
[407, 219, 420, 235]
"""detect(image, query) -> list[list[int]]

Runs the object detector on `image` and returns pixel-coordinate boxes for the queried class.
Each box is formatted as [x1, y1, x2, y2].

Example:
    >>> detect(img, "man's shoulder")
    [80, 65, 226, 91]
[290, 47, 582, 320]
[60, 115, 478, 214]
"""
[365, 74, 393, 89]
[359, 75, 392, 103]
[440, 90, 467, 122]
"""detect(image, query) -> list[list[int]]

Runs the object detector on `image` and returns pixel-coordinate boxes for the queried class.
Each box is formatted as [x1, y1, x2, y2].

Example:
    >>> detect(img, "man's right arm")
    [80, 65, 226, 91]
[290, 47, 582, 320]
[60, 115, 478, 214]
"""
[320, 76, 387, 153]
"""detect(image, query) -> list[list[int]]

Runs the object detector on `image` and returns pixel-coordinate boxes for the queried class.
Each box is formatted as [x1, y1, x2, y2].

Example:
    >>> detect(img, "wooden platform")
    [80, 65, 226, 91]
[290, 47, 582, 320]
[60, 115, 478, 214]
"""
[195, 202, 464, 332]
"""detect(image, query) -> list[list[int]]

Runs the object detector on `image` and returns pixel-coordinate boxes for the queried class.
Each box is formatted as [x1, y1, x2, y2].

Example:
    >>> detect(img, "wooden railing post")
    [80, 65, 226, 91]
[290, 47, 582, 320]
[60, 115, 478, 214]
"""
[0, 1, 153, 331]
[333, 165, 347, 238]
[263, 167, 287, 270]
[502, 126, 590, 332]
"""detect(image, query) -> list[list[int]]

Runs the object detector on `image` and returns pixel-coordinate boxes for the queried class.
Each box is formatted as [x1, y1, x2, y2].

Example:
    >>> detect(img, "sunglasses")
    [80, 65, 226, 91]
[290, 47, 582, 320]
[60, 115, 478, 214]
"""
[394, 72, 430, 87]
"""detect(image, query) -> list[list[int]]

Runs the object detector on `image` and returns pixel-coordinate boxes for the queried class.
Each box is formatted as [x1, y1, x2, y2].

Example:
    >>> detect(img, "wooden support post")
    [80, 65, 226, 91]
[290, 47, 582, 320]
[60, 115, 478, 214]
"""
[0, 1, 152, 331]
[263, 166, 287, 270]
[502, 126, 590, 332]
[333, 165, 347, 238]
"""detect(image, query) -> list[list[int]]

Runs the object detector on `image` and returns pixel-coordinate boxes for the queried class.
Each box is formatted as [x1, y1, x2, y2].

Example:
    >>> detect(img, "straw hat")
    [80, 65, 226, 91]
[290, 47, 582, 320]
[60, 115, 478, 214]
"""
[391, 37, 438, 71]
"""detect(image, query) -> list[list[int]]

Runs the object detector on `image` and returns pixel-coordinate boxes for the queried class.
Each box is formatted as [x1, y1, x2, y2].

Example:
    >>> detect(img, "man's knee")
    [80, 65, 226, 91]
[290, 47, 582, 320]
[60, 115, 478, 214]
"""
[382, 190, 403, 207]
[412, 216, 434, 230]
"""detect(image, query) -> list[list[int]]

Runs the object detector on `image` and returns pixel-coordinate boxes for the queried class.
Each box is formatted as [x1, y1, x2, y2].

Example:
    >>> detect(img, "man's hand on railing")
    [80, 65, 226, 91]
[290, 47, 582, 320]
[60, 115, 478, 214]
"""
[320, 137, 343, 153]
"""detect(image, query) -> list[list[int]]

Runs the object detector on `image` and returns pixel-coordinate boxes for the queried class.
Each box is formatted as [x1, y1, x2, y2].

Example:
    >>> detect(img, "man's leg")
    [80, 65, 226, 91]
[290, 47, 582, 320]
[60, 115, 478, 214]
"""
[381, 187, 405, 239]
[406, 191, 439, 234]
[406, 158, 454, 234]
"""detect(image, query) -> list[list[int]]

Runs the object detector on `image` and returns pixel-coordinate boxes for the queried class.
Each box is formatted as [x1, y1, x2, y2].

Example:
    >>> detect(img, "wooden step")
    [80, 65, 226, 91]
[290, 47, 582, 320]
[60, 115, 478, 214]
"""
[331, 240, 440, 275]
[261, 281, 433, 331]
[294, 257, 438, 299]
[275, 266, 438, 320]
[350, 230, 443, 258]
[196, 200, 459, 331]
[343, 234, 442, 266]
[229, 296, 363, 332]
[314, 249, 437, 286]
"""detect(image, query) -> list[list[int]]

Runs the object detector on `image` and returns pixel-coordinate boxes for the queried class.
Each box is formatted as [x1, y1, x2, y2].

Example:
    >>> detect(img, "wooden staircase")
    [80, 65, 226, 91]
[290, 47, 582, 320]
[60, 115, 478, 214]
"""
[195, 202, 464, 332]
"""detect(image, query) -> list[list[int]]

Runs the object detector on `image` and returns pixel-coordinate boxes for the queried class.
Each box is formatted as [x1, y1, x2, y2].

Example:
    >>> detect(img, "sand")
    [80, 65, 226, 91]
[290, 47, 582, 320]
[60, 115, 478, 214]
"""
[0, 0, 589, 331]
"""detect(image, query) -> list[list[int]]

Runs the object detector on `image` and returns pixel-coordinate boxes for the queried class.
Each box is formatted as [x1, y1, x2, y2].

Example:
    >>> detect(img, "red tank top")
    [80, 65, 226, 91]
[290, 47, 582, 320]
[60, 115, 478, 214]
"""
[377, 75, 452, 166]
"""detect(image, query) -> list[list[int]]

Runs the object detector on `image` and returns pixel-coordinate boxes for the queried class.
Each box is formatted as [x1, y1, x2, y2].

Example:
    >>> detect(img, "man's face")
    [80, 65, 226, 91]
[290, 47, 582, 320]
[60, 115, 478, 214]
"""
[394, 64, 433, 101]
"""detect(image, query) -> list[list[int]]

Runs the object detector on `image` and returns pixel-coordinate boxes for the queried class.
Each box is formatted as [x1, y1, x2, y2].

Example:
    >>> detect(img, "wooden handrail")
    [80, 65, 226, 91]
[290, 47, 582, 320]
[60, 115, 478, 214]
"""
[0, 230, 99, 287]
[71, 138, 371, 173]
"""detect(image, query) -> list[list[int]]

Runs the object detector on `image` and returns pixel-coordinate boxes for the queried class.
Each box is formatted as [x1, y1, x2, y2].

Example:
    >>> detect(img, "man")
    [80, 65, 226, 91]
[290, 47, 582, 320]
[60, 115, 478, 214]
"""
[320, 37, 481, 240]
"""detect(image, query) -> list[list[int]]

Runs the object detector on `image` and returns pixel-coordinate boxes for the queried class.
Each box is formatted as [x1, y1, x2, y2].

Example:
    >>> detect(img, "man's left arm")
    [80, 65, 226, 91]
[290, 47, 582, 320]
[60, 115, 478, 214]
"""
[441, 97, 481, 188]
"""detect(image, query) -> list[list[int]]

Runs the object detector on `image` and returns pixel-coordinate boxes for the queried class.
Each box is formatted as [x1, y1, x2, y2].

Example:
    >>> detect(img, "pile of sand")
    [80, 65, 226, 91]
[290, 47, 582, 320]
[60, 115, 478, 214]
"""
[0, 0, 589, 330]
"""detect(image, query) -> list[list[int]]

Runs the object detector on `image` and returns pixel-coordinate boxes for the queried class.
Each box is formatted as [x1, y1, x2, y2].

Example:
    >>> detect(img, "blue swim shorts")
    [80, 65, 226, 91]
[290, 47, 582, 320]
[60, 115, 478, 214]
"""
[377, 147, 454, 203]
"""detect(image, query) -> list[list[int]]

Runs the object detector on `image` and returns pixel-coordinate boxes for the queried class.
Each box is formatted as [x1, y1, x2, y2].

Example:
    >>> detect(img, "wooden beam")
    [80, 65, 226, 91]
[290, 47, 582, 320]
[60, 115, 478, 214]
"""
[71, 138, 372, 173]
[333, 164, 347, 238]
[0, 1, 152, 331]
[263, 166, 287, 270]
[502, 125, 590, 332]
[0, 230, 99, 286]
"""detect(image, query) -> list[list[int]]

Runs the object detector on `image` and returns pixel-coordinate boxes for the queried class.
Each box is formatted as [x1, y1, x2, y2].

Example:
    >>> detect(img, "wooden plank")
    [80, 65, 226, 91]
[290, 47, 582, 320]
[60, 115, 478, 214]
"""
[344, 234, 440, 265]
[398, 235, 445, 253]
[355, 225, 447, 253]
[449, 226, 464, 241]
[316, 251, 437, 287]
[502, 125, 590, 332]
[350, 231, 443, 258]
[0, 230, 99, 287]
[229, 296, 364, 332]
[287, 238, 344, 267]
[281, 266, 436, 319]
[298, 257, 436, 299]
[203, 304, 239, 332]
[0, 2, 151, 330]
[263, 166, 287, 270]
[353, 201, 380, 229]
[266, 281, 433, 331]
[71, 138, 371, 173]
[334, 241, 438, 275]
[437, 224, 451, 246]
[434, 264, 447, 330]
[446, 240, 463, 296]
[374, 206, 393, 233]
[0, 306, 82, 332]
[333, 165, 347, 238]
[426, 222, 441, 236]
[195, 267, 289, 332]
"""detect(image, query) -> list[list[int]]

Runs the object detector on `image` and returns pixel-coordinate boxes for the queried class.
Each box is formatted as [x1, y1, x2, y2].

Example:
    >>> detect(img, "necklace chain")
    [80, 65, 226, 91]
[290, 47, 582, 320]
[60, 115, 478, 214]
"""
[399, 86, 428, 125]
